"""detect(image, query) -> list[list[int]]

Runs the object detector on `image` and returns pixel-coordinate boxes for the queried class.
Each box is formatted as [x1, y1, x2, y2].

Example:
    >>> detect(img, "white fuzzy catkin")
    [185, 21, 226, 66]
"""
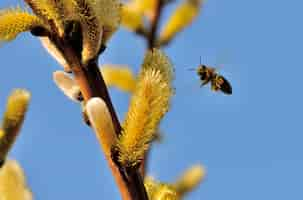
[53, 71, 82, 102]
[86, 98, 117, 157]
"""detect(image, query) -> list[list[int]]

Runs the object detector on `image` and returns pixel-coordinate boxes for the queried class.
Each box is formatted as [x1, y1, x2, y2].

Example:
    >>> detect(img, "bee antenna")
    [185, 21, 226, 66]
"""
[199, 56, 202, 65]
[187, 68, 196, 71]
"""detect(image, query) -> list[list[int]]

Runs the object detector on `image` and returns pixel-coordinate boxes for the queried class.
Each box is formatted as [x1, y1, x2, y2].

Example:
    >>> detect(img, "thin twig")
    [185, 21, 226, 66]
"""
[148, 0, 165, 49]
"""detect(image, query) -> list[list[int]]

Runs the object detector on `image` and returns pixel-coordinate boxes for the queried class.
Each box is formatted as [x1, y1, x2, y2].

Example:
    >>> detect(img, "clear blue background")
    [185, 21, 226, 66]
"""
[0, 0, 302, 199]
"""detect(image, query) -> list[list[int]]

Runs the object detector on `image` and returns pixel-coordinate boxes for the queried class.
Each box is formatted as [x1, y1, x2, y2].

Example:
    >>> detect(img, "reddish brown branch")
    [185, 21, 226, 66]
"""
[47, 35, 148, 200]
[72, 60, 148, 200]
[24, 0, 148, 198]
[72, 61, 121, 134]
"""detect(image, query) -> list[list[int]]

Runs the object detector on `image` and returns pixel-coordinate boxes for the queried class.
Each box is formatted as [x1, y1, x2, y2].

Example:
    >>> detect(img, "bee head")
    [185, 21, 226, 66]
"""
[197, 65, 209, 79]
[197, 65, 207, 73]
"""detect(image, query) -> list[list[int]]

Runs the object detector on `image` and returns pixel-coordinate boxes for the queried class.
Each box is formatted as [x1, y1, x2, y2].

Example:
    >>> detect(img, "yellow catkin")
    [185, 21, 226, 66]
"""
[141, 49, 174, 83]
[2, 89, 31, 131]
[67, 0, 103, 64]
[0, 7, 43, 41]
[27, 0, 66, 36]
[0, 89, 31, 161]
[49, 0, 67, 36]
[130, 0, 157, 19]
[144, 177, 159, 199]
[0, 160, 32, 200]
[173, 165, 205, 196]
[159, 0, 203, 44]
[121, 3, 144, 31]
[100, 65, 136, 93]
[145, 177, 180, 200]
[116, 49, 174, 167]
[153, 184, 179, 200]
[90, 0, 122, 44]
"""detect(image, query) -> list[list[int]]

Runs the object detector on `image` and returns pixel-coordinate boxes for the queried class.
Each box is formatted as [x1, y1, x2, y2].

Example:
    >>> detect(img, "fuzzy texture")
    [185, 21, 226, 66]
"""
[0, 7, 44, 41]
[0, 90, 31, 161]
[153, 185, 179, 200]
[159, 0, 203, 44]
[49, 0, 68, 36]
[67, 0, 121, 63]
[44, 0, 66, 36]
[101, 64, 137, 93]
[0, 160, 32, 200]
[144, 177, 158, 199]
[53, 71, 82, 102]
[145, 177, 179, 200]
[121, 3, 144, 31]
[141, 49, 174, 83]
[86, 98, 117, 157]
[2, 90, 31, 132]
[116, 49, 174, 168]
[90, 0, 122, 43]
[26, 0, 66, 36]
[67, 0, 103, 64]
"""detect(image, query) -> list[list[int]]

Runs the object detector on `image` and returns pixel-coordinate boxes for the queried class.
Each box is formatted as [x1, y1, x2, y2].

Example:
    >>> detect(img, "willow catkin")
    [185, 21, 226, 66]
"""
[116, 49, 174, 167]
[0, 7, 44, 41]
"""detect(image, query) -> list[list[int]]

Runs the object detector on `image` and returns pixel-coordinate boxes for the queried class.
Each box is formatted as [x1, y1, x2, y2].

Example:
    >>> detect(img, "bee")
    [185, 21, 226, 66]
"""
[190, 58, 232, 95]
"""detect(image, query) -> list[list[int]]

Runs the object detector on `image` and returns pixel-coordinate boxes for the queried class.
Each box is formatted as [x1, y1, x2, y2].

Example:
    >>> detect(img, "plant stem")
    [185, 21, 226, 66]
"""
[73, 61, 148, 200]
[148, 0, 165, 49]
[72, 61, 121, 133]
[25, 0, 149, 198]
[51, 36, 148, 200]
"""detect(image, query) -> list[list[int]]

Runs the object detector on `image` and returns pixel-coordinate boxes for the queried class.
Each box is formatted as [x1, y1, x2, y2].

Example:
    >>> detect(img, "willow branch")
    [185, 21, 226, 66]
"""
[148, 0, 165, 49]
[49, 35, 148, 200]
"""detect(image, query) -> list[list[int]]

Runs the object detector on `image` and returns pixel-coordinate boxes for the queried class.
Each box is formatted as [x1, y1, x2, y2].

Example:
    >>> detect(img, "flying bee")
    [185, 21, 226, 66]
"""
[189, 59, 232, 95]
[197, 65, 232, 94]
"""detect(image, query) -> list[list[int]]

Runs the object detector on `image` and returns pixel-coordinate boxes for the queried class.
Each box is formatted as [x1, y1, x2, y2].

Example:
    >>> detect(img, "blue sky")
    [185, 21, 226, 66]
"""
[1, 0, 303, 199]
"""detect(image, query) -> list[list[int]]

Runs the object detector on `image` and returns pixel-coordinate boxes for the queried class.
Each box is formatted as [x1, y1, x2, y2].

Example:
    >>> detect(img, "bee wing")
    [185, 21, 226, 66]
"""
[218, 76, 232, 95]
